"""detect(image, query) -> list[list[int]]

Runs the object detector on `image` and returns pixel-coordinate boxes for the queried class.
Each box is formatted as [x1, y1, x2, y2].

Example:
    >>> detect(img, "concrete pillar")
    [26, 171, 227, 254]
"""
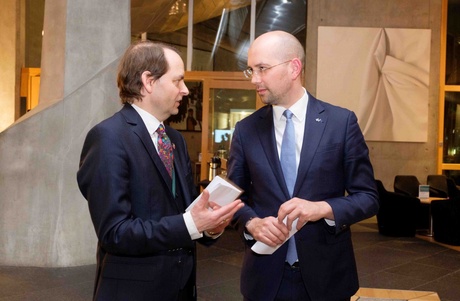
[0, 0, 130, 267]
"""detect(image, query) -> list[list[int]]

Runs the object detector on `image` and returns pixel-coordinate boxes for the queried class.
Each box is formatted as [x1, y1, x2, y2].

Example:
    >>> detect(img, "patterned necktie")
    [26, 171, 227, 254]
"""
[156, 124, 174, 177]
[280, 109, 298, 265]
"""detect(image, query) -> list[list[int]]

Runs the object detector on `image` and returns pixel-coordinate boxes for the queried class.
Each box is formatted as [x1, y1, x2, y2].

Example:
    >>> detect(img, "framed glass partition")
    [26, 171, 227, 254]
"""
[184, 71, 262, 182]
[208, 82, 256, 158]
[438, 0, 460, 183]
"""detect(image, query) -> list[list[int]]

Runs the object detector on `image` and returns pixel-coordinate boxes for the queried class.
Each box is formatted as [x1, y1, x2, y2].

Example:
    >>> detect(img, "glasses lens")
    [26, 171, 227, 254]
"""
[243, 68, 252, 78]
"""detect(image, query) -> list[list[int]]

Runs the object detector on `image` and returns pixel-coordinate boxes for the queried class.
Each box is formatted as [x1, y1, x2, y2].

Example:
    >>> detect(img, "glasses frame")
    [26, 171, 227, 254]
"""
[243, 60, 292, 79]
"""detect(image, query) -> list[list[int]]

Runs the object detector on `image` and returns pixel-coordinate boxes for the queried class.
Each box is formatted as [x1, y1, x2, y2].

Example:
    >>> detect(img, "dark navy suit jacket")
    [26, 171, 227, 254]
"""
[227, 93, 379, 301]
[77, 104, 210, 301]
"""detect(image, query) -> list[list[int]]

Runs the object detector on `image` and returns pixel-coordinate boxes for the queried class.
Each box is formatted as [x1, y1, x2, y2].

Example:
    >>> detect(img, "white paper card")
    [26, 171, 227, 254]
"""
[186, 175, 243, 211]
[418, 185, 430, 199]
[251, 217, 300, 255]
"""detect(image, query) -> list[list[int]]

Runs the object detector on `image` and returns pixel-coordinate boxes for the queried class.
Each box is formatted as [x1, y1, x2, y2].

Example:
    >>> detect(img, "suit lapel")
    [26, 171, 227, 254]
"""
[294, 95, 327, 195]
[120, 105, 176, 200]
[256, 106, 291, 199]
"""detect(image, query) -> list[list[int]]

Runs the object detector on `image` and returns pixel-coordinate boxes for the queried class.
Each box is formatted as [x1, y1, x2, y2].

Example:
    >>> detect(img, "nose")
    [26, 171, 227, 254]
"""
[181, 82, 189, 96]
[251, 73, 261, 85]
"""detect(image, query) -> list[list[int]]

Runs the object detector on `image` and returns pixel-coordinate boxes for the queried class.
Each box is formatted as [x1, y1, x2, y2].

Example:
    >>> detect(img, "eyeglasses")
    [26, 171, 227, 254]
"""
[243, 60, 292, 79]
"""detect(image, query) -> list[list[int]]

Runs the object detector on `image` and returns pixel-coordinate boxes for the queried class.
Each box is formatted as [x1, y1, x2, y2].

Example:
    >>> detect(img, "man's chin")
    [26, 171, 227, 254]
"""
[261, 98, 273, 105]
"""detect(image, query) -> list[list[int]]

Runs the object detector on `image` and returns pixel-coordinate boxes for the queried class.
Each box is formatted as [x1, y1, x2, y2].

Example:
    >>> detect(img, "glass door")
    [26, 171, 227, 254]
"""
[201, 79, 260, 181]
[207, 81, 257, 159]
[182, 71, 261, 183]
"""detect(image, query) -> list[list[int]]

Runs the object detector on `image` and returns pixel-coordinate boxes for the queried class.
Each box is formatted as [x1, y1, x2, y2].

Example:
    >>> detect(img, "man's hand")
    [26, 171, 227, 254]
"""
[190, 189, 244, 233]
[245, 216, 289, 247]
[277, 198, 334, 231]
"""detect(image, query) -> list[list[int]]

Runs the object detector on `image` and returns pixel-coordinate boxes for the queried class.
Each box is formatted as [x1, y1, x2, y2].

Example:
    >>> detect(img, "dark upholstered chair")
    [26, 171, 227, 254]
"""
[393, 175, 429, 229]
[376, 180, 420, 237]
[427, 174, 448, 198]
[446, 177, 460, 199]
[431, 197, 460, 245]
[393, 175, 420, 197]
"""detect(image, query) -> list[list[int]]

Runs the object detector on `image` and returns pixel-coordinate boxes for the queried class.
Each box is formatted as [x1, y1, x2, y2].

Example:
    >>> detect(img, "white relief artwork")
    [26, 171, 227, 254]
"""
[317, 26, 431, 142]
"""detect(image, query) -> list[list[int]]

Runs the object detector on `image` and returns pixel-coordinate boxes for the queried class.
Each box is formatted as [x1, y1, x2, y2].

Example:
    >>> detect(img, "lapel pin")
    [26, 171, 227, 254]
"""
[315, 118, 322, 123]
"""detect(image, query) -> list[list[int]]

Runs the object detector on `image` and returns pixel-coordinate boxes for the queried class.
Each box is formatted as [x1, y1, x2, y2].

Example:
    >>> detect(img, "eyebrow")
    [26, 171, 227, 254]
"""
[251, 63, 269, 67]
[173, 74, 185, 80]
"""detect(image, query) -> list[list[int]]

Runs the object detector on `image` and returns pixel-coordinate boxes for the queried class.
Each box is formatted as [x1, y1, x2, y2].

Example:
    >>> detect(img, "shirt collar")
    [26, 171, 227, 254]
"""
[273, 88, 308, 121]
[131, 104, 161, 135]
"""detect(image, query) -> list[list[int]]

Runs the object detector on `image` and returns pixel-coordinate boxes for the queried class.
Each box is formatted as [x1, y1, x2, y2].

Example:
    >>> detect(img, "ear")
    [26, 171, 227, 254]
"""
[290, 58, 303, 79]
[141, 71, 154, 94]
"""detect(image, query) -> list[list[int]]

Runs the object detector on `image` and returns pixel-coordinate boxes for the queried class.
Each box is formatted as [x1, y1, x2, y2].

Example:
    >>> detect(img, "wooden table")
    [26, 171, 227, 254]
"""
[352, 287, 440, 300]
[418, 197, 448, 236]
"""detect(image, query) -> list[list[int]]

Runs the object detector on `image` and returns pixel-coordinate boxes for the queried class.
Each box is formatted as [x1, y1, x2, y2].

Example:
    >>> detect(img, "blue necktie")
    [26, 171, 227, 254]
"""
[281, 109, 298, 265]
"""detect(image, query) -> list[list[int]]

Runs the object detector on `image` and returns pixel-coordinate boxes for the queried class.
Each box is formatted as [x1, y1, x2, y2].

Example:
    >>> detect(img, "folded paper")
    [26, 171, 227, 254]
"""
[186, 175, 243, 211]
[251, 217, 301, 255]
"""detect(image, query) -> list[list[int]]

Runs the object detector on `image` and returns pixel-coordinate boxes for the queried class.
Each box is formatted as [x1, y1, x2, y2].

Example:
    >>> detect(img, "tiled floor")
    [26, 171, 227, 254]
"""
[1, 217, 460, 301]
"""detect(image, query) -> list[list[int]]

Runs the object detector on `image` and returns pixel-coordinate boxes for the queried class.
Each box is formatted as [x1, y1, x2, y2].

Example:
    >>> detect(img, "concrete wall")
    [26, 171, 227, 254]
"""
[305, 0, 441, 190]
[0, 0, 130, 267]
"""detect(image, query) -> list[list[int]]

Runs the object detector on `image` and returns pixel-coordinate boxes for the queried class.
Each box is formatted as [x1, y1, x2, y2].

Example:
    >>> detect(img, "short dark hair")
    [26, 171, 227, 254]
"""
[117, 40, 180, 104]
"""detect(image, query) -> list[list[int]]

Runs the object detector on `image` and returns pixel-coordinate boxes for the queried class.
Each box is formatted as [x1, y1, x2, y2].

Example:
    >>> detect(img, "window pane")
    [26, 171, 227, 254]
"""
[208, 87, 256, 156]
[193, 0, 307, 71]
[143, 0, 307, 72]
[446, 0, 460, 84]
[254, 0, 306, 53]
[443, 92, 460, 163]
[444, 170, 460, 185]
[193, 1, 252, 71]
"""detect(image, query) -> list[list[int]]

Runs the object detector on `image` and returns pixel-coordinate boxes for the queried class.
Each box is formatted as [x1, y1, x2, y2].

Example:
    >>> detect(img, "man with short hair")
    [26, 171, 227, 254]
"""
[228, 30, 379, 301]
[77, 40, 243, 301]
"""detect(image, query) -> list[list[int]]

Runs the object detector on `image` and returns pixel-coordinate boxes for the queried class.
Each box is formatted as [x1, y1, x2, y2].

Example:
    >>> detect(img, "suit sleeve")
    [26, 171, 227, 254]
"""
[227, 121, 259, 237]
[325, 111, 379, 233]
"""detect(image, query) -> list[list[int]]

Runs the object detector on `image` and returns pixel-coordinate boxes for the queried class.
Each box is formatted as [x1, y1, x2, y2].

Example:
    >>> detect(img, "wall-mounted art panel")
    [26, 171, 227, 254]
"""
[317, 26, 431, 142]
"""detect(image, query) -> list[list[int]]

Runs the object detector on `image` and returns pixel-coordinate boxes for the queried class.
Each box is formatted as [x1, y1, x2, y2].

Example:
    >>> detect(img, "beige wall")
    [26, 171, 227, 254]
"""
[305, 0, 441, 190]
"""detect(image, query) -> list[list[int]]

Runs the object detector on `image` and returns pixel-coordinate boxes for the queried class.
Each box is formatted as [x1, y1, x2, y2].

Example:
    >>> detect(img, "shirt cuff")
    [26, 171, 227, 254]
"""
[183, 211, 203, 240]
[243, 232, 254, 240]
[325, 218, 336, 226]
[204, 230, 224, 239]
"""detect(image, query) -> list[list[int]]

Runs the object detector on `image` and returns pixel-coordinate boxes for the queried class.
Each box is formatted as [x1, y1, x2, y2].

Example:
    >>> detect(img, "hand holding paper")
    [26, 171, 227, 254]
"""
[186, 175, 243, 211]
[186, 175, 244, 233]
[251, 217, 302, 255]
